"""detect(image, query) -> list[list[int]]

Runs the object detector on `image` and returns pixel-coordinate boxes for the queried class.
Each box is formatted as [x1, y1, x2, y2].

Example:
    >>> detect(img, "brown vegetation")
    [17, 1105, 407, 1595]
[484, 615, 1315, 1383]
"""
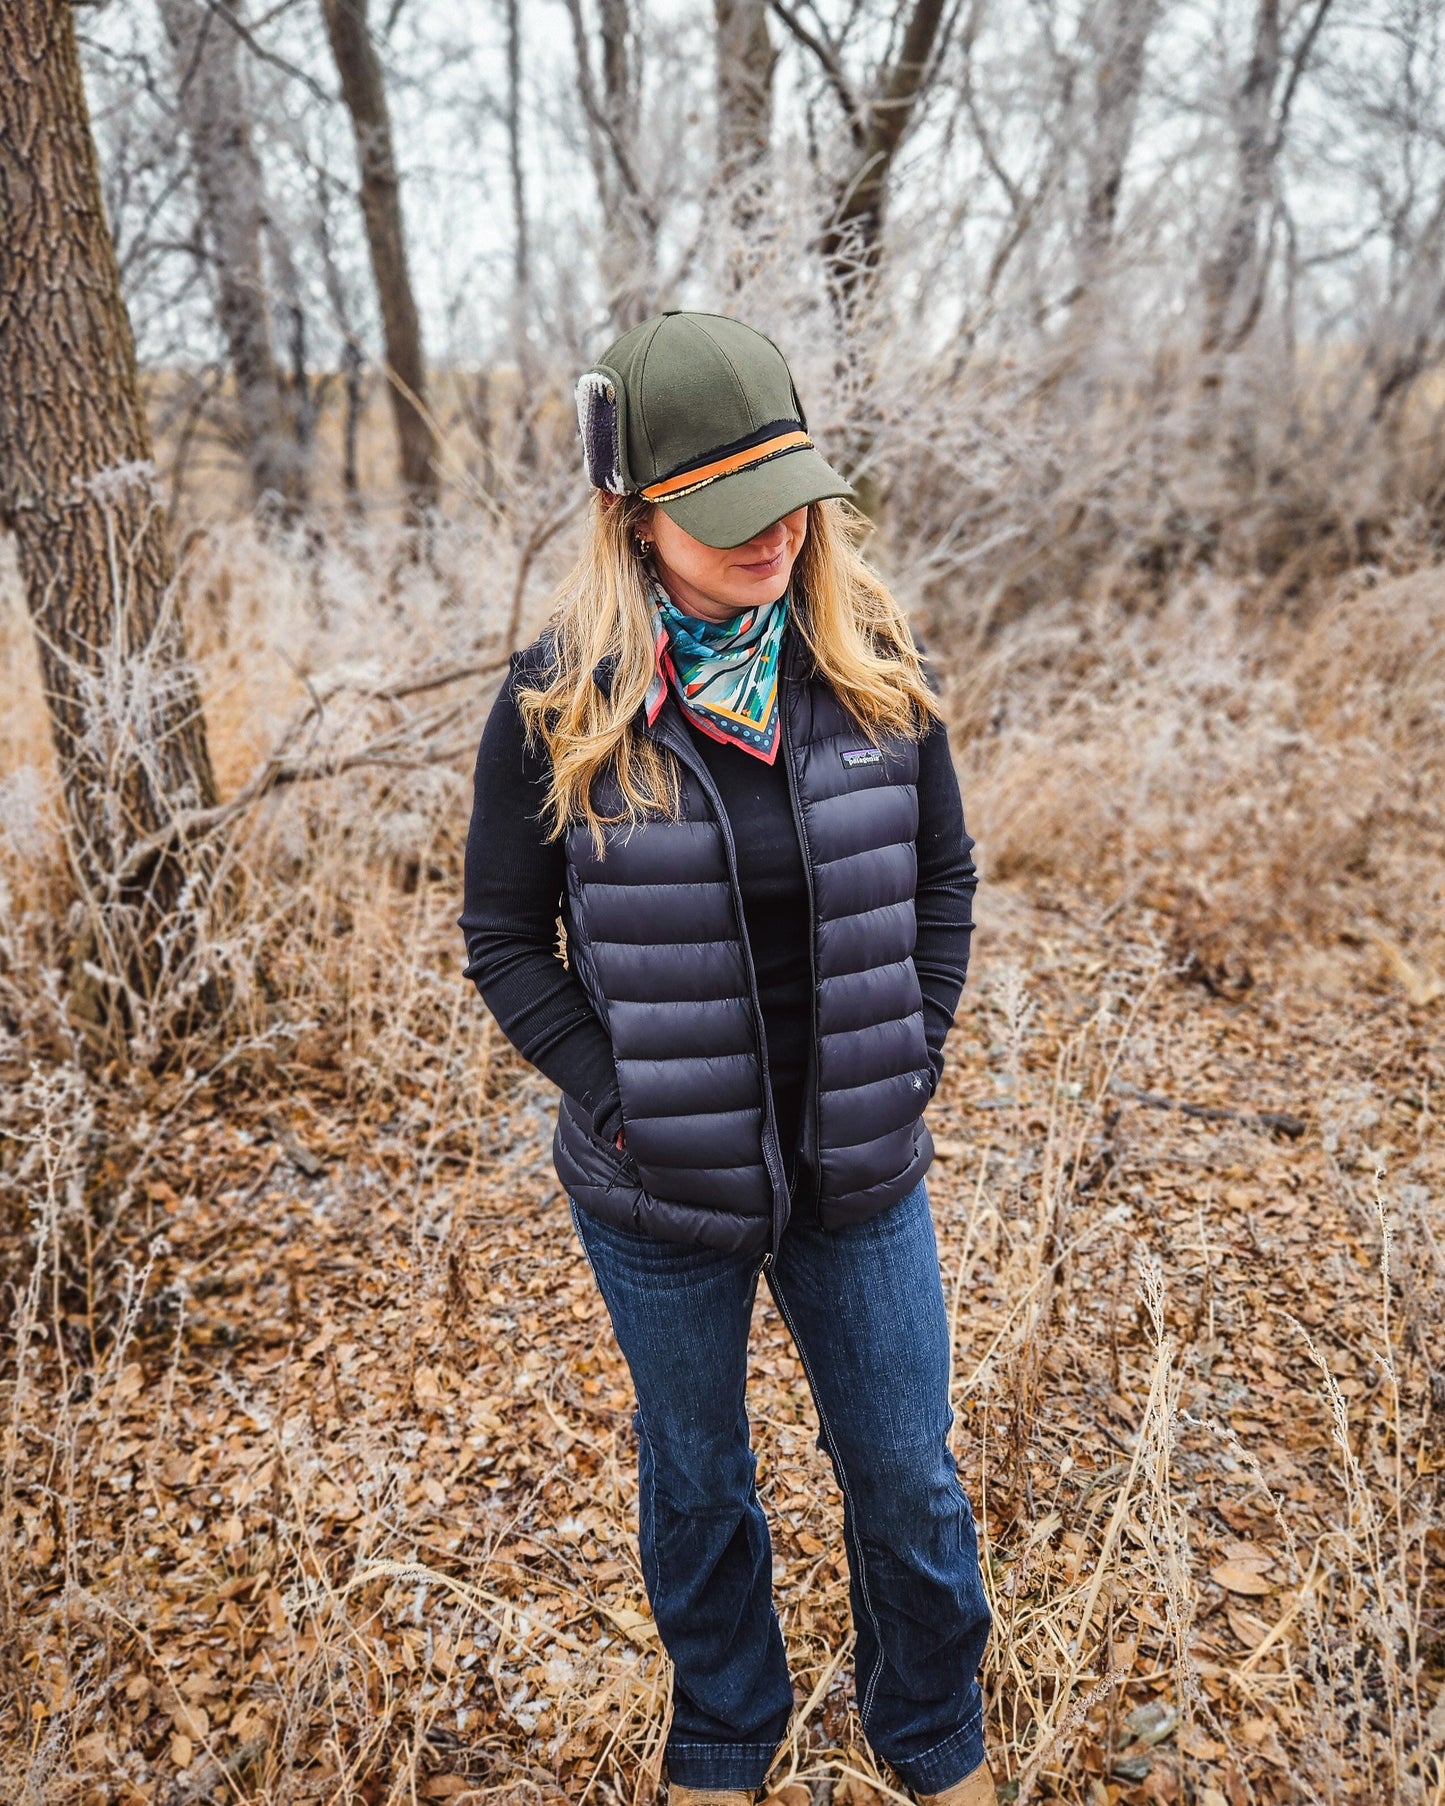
[7, 0, 1445, 1796]
[1, 507, 1440, 1803]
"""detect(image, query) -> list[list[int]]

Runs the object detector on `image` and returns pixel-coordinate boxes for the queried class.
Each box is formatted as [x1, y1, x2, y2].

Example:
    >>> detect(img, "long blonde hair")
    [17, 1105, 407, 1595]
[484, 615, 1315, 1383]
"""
[516, 494, 939, 842]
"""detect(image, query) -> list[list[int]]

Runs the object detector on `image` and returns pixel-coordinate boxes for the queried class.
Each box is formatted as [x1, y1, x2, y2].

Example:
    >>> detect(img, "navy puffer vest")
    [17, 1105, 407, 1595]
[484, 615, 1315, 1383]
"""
[554, 634, 934, 1256]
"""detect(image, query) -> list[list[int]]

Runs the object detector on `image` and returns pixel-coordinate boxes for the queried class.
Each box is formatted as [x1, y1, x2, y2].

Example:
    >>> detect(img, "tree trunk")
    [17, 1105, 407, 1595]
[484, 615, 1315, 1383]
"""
[320, 0, 438, 512]
[157, 0, 307, 513]
[1079, 0, 1160, 294]
[1199, 0, 1281, 365]
[504, 0, 538, 469]
[565, 0, 656, 329]
[506, 0, 530, 352]
[714, 0, 776, 271]
[818, 0, 950, 307]
[0, 0, 219, 1041]
[1365, 181, 1445, 420]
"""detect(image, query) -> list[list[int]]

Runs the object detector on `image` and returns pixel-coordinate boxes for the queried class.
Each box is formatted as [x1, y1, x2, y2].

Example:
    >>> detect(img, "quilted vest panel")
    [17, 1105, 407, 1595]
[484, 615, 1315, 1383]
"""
[553, 662, 933, 1254]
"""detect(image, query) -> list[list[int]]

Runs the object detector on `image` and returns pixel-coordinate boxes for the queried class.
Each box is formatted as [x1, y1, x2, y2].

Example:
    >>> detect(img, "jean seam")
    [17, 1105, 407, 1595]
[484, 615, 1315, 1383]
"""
[668, 1739, 779, 1752]
[595, 1220, 780, 1757]
[909, 1693, 984, 1764]
[766, 1274, 889, 1732]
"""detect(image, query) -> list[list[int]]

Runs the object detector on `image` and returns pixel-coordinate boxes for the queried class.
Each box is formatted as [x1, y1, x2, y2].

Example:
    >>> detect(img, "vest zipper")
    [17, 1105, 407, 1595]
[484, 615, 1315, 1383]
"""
[647, 709, 792, 1258]
[780, 686, 823, 1227]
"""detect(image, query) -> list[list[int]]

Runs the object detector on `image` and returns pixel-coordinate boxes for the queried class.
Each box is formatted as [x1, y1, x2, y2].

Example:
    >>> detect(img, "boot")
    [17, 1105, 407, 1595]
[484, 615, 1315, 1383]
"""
[916, 1759, 999, 1806]
[667, 1790, 754, 1806]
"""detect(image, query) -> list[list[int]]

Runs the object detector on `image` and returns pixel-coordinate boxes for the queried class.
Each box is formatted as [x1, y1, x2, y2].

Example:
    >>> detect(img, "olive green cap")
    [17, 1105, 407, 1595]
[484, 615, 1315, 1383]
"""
[574, 311, 853, 548]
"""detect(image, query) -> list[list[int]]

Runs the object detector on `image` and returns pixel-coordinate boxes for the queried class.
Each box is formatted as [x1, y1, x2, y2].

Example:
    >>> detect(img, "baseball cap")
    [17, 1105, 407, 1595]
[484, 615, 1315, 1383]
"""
[575, 311, 853, 548]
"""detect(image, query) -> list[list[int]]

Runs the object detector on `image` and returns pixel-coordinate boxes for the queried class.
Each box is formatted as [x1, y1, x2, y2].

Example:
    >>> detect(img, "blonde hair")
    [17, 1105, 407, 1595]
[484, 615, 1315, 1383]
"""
[516, 494, 939, 843]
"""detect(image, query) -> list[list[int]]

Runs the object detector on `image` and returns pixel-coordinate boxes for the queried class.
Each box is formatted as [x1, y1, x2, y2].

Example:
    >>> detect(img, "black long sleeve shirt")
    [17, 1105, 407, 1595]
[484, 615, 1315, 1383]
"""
[460, 648, 977, 1156]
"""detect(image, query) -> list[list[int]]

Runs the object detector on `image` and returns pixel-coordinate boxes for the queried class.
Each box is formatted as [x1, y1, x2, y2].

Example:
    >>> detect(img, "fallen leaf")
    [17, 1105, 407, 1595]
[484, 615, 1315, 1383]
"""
[1179, 1726, 1226, 1760]
[832, 1779, 887, 1806]
[169, 1732, 193, 1769]
[172, 1700, 209, 1740]
[1226, 1606, 1274, 1649]
[74, 1731, 112, 1768]
[1211, 1560, 1273, 1596]
[1239, 1716, 1290, 1768]
[604, 1605, 658, 1646]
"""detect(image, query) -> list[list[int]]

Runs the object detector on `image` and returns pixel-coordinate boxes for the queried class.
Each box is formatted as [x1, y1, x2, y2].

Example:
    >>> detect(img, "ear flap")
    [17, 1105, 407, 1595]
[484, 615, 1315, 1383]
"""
[575, 369, 628, 494]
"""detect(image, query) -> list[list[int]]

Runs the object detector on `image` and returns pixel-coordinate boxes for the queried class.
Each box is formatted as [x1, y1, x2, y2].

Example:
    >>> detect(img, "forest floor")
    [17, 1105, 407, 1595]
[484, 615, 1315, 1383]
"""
[4, 873, 1441, 1806]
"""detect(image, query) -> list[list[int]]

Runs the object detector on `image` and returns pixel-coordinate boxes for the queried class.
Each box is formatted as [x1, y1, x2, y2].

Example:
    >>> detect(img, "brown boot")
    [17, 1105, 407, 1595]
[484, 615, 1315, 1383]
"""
[667, 1790, 754, 1806]
[916, 1759, 998, 1806]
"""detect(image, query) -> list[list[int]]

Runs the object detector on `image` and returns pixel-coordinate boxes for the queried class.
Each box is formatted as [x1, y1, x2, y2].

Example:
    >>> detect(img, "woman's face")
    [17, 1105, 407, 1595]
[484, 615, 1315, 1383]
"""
[647, 505, 809, 623]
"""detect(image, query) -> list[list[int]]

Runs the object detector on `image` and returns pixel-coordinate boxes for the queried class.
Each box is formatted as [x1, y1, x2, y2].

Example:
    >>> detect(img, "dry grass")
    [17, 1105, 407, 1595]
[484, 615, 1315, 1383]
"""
[0, 511, 1442, 1804]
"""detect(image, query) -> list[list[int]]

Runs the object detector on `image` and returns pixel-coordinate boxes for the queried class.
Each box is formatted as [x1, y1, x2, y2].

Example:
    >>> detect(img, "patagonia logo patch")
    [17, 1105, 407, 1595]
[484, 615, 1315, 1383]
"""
[841, 746, 883, 768]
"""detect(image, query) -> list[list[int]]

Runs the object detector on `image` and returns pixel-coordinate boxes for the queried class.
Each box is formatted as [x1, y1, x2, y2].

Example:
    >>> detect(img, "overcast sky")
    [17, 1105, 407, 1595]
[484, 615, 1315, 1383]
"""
[81, 0, 1436, 369]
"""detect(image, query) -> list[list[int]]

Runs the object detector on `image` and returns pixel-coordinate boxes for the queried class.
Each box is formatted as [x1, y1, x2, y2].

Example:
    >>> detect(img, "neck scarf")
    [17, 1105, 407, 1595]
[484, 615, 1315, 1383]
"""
[643, 575, 788, 763]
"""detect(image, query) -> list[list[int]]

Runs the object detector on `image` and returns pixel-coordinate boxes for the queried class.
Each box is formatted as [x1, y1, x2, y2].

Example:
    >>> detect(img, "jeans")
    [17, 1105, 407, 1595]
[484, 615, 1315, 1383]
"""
[570, 1179, 991, 1795]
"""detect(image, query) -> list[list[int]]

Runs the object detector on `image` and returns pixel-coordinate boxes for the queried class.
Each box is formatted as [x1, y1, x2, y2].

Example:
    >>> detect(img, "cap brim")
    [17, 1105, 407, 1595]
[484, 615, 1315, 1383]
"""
[654, 446, 854, 549]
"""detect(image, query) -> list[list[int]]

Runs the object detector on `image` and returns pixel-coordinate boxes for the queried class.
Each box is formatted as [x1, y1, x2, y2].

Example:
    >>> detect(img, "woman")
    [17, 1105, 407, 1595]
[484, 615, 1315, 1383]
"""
[460, 312, 994, 1805]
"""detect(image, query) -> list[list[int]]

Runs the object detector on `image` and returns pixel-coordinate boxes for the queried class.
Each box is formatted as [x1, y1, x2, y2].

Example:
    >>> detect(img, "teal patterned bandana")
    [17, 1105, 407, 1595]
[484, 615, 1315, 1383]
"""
[643, 576, 788, 763]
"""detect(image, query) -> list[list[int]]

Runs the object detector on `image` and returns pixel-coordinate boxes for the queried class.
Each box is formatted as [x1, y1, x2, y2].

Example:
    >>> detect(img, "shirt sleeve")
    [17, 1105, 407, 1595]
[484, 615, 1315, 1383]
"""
[458, 660, 623, 1141]
[913, 712, 978, 1094]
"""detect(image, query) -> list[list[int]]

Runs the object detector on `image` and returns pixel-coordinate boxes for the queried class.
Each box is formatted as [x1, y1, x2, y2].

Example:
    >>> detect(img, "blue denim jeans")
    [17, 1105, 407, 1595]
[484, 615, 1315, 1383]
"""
[569, 1180, 991, 1795]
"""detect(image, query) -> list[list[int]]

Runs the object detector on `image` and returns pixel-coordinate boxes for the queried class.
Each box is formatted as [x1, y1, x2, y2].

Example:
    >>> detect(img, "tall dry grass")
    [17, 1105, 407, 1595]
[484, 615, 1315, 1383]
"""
[948, 564, 1445, 996]
[1, 499, 1442, 1802]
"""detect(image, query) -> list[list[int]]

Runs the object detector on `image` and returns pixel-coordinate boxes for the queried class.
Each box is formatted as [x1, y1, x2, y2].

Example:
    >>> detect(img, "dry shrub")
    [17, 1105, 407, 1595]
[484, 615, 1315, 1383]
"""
[946, 565, 1445, 985]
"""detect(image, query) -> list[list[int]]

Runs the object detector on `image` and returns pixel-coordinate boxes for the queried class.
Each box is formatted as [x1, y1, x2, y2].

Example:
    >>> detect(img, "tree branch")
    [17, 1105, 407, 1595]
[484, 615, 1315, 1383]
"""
[105, 656, 509, 892]
[203, 0, 331, 104]
[1271, 0, 1336, 154]
[562, 0, 659, 231]
[767, 0, 866, 144]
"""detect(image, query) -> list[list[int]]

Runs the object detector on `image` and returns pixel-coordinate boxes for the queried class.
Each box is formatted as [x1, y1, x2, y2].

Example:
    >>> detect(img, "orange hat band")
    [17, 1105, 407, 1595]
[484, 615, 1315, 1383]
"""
[640, 430, 813, 503]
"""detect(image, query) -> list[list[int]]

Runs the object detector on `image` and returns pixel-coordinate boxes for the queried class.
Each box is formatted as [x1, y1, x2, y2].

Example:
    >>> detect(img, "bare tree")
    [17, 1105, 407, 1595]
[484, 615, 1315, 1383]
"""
[315, 167, 369, 515]
[501, 0, 542, 472]
[1079, 0, 1161, 297]
[715, 0, 777, 262]
[158, 0, 307, 513]
[564, 0, 659, 328]
[505, 0, 531, 369]
[1200, 0, 1335, 367]
[320, 0, 438, 512]
[1363, 178, 1445, 426]
[772, 0, 954, 306]
[0, 0, 218, 1032]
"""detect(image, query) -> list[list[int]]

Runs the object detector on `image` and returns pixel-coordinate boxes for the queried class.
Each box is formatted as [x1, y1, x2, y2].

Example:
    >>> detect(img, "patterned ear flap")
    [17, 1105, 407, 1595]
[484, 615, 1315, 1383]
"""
[575, 370, 626, 494]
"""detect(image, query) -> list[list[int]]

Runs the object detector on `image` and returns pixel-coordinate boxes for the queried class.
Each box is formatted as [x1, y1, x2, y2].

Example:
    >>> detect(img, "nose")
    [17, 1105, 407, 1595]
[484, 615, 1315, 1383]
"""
[744, 521, 787, 554]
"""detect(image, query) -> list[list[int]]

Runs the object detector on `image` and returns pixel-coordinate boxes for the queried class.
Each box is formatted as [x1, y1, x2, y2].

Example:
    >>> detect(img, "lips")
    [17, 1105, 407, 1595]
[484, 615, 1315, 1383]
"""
[737, 548, 784, 575]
